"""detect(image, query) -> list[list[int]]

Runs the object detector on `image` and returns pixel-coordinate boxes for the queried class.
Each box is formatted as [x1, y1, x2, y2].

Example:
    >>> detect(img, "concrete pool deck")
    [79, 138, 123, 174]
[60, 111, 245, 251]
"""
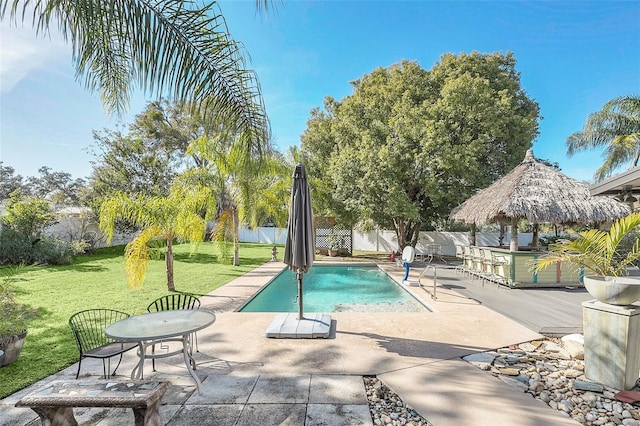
[0, 260, 580, 425]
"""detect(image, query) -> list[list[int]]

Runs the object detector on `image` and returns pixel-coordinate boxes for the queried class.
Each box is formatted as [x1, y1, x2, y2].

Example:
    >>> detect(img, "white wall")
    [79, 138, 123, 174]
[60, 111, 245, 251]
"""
[352, 229, 535, 256]
[38, 216, 544, 254]
[238, 227, 288, 245]
[240, 226, 537, 255]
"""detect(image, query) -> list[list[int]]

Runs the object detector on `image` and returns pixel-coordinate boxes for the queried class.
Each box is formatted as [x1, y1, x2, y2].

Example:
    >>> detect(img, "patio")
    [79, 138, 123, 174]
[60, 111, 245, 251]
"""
[0, 260, 582, 425]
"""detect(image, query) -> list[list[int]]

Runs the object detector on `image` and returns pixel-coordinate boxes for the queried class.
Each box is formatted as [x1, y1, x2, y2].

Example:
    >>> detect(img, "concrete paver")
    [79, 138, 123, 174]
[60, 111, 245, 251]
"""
[168, 404, 244, 426]
[0, 260, 586, 426]
[186, 375, 258, 404]
[309, 375, 367, 404]
[248, 376, 311, 404]
[234, 403, 307, 426]
[306, 404, 373, 426]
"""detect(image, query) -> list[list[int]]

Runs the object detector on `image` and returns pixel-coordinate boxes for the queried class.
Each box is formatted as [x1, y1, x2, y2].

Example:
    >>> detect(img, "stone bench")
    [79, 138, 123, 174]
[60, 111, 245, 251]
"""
[15, 379, 170, 426]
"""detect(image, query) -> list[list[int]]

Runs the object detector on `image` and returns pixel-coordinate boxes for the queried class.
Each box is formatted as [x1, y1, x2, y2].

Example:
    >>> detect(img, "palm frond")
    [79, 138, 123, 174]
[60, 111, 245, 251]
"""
[566, 95, 640, 180]
[607, 211, 640, 247]
[615, 237, 640, 275]
[1, 0, 270, 145]
[124, 226, 162, 289]
[99, 191, 141, 242]
[535, 212, 640, 276]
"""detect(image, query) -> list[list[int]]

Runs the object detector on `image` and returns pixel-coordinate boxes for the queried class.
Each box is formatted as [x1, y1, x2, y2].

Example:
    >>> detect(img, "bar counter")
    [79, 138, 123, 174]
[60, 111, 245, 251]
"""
[484, 247, 584, 288]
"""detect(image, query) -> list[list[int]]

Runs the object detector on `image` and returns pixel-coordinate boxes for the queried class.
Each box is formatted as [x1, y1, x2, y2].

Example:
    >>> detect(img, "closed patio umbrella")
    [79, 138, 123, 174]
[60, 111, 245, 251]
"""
[283, 164, 315, 320]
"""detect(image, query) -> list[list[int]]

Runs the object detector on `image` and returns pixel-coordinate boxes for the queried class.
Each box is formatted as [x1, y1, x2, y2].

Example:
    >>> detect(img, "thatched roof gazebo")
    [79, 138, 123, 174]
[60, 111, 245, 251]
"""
[450, 149, 631, 251]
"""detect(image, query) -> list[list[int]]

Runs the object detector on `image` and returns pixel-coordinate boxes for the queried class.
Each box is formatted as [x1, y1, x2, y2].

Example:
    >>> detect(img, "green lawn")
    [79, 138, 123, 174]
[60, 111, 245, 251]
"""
[0, 242, 275, 398]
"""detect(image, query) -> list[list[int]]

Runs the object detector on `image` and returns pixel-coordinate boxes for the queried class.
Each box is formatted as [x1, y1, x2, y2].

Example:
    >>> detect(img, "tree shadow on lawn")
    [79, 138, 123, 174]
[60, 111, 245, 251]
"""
[1, 263, 109, 280]
[31, 263, 109, 274]
[174, 252, 271, 267]
[173, 252, 219, 264]
[72, 245, 126, 265]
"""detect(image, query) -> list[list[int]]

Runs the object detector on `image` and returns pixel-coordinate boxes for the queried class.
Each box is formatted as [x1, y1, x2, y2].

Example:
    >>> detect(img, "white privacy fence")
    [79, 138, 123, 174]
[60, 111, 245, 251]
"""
[238, 227, 288, 245]
[40, 216, 540, 255]
[348, 229, 535, 256]
[241, 227, 537, 256]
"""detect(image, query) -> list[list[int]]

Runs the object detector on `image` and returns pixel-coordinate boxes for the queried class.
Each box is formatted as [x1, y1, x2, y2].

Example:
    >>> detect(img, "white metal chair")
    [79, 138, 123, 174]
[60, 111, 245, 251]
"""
[454, 245, 466, 274]
[470, 247, 485, 279]
[462, 246, 475, 276]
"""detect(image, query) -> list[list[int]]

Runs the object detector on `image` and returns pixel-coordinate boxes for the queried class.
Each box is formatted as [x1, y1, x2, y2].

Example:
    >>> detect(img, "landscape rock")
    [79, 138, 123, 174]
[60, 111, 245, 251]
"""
[561, 334, 585, 360]
[461, 336, 640, 426]
[463, 352, 496, 370]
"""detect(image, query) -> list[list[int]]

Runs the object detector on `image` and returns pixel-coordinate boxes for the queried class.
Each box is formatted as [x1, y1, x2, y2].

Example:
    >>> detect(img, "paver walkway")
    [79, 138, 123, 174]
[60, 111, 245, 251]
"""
[0, 260, 584, 425]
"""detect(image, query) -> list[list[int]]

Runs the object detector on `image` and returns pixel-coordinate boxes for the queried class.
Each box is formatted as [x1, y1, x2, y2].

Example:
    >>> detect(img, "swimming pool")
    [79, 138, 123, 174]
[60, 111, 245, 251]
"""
[239, 265, 430, 313]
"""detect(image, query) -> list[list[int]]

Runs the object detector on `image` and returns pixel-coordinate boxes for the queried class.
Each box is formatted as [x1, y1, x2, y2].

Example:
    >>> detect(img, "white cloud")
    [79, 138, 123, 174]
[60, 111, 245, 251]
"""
[0, 21, 69, 93]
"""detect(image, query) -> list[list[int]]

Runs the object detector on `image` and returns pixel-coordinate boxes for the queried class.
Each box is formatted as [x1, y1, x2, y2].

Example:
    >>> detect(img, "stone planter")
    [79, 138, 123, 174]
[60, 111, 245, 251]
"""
[0, 330, 27, 367]
[584, 275, 640, 306]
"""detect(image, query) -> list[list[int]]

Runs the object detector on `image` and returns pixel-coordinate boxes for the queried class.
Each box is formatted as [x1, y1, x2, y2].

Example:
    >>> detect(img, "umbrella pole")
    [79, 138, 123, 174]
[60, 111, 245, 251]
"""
[297, 270, 304, 320]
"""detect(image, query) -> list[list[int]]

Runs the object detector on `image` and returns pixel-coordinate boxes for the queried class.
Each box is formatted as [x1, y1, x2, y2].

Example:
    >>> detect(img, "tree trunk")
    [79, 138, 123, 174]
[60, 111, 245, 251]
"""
[393, 219, 421, 253]
[470, 223, 477, 246]
[532, 223, 539, 248]
[166, 238, 175, 292]
[233, 207, 239, 266]
[394, 219, 404, 252]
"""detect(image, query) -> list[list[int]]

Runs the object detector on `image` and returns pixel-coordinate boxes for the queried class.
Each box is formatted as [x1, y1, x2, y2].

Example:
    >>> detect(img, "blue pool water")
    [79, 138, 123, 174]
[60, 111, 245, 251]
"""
[239, 265, 429, 313]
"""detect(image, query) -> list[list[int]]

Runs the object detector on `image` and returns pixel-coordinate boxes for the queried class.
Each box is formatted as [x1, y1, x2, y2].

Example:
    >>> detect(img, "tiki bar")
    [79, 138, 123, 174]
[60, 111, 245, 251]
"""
[450, 150, 631, 287]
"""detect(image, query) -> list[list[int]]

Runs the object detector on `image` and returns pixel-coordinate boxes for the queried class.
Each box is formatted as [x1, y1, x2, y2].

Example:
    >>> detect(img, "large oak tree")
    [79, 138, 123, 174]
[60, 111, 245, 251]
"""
[302, 52, 540, 250]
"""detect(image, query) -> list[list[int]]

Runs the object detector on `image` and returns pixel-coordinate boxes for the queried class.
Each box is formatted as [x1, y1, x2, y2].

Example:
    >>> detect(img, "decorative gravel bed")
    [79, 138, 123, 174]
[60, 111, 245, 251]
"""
[464, 337, 640, 425]
[364, 337, 640, 426]
[364, 376, 433, 426]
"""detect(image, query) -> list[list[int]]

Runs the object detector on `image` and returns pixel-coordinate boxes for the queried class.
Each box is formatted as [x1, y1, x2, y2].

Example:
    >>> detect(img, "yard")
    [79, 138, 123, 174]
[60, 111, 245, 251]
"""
[0, 242, 275, 398]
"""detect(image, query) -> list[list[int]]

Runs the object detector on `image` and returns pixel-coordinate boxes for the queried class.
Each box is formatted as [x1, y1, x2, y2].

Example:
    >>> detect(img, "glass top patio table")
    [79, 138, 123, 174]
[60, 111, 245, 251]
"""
[105, 310, 216, 341]
[105, 309, 216, 393]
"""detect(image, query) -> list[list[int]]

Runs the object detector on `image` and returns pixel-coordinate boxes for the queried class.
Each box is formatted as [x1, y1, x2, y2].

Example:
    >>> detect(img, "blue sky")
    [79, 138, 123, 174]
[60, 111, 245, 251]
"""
[1, 1, 639, 183]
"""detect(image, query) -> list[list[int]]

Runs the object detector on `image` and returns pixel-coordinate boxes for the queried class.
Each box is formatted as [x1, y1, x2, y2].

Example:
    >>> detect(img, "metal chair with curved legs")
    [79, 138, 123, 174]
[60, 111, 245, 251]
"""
[146, 294, 202, 371]
[68, 309, 138, 379]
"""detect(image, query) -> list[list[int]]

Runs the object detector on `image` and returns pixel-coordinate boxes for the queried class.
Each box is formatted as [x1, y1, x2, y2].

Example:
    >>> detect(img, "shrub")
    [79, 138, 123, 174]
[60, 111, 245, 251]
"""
[536, 212, 640, 277]
[616, 230, 640, 268]
[538, 234, 578, 248]
[3, 191, 57, 244]
[31, 238, 74, 265]
[0, 228, 73, 265]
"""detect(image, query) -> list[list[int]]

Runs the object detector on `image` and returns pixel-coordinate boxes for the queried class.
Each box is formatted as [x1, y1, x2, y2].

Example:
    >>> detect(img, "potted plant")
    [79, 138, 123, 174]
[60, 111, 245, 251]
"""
[535, 211, 640, 305]
[327, 232, 342, 257]
[0, 265, 39, 367]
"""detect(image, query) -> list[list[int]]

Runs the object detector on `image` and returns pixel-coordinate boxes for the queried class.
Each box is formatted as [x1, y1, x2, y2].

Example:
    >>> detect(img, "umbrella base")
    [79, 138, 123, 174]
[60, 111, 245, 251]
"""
[265, 313, 332, 339]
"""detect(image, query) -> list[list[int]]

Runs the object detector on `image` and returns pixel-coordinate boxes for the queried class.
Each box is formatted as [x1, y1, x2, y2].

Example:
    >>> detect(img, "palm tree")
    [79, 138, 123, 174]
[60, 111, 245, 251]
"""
[1, 0, 270, 146]
[535, 211, 640, 277]
[567, 95, 640, 181]
[99, 185, 216, 290]
[197, 142, 289, 266]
